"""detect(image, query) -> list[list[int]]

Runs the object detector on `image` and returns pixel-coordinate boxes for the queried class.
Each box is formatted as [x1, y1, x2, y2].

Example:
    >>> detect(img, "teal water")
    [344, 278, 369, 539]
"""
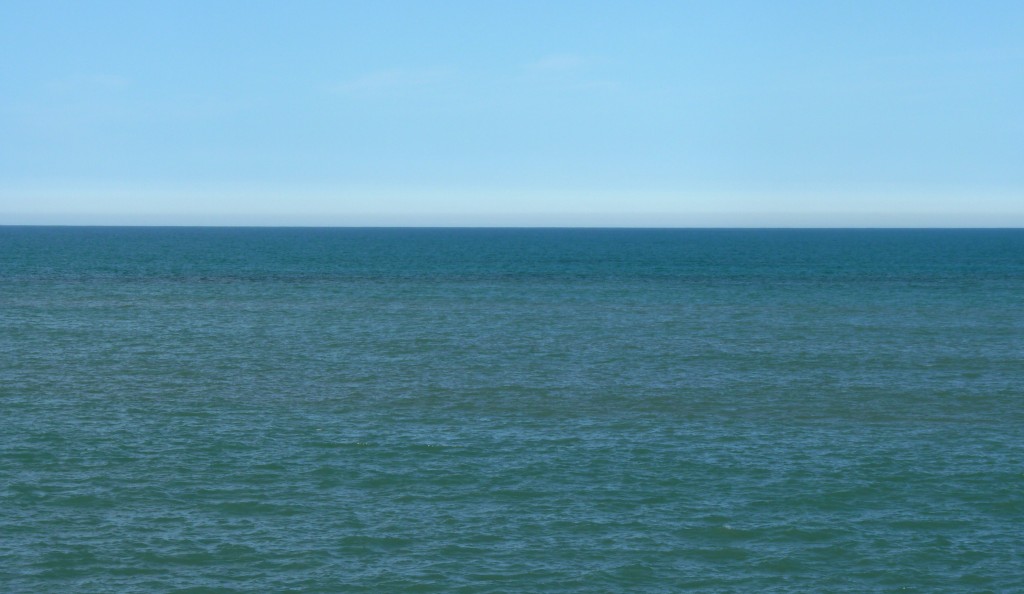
[2, 227, 1022, 592]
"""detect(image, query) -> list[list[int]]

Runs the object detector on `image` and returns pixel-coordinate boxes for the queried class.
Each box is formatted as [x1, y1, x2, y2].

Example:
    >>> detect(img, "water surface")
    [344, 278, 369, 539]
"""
[2, 228, 1022, 592]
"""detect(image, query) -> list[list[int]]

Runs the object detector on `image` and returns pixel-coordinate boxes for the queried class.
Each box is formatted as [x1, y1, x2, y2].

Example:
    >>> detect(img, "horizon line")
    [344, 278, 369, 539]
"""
[4, 223, 1024, 231]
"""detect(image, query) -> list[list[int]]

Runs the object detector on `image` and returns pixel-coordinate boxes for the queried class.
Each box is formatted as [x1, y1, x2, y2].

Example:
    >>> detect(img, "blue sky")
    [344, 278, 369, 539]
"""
[1, 0, 1022, 226]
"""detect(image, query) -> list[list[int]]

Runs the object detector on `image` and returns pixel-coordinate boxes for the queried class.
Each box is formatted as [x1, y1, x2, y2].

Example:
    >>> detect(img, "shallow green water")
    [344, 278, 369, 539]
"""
[2, 228, 1022, 592]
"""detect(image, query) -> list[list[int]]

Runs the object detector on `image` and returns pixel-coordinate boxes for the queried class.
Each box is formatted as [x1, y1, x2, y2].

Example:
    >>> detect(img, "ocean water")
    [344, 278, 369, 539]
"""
[1, 227, 1022, 592]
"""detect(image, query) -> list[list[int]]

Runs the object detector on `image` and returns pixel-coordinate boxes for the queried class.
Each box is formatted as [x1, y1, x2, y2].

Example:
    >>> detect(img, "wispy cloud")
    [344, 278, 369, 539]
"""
[332, 68, 453, 95]
[47, 73, 130, 93]
[527, 54, 586, 72]
[521, 53, 619, 92]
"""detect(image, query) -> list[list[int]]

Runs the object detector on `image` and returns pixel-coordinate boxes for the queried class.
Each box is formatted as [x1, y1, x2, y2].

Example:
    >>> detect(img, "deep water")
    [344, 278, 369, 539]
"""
[2, 227, 1022, 592]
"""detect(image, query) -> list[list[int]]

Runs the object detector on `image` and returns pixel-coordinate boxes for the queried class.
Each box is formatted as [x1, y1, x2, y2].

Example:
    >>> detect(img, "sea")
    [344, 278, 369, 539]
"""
[1, 227, 1022, 592]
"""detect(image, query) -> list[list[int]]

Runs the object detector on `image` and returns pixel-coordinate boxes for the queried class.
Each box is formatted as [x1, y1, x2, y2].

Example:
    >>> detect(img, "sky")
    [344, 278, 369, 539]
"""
[1, 0, 1022, 226]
